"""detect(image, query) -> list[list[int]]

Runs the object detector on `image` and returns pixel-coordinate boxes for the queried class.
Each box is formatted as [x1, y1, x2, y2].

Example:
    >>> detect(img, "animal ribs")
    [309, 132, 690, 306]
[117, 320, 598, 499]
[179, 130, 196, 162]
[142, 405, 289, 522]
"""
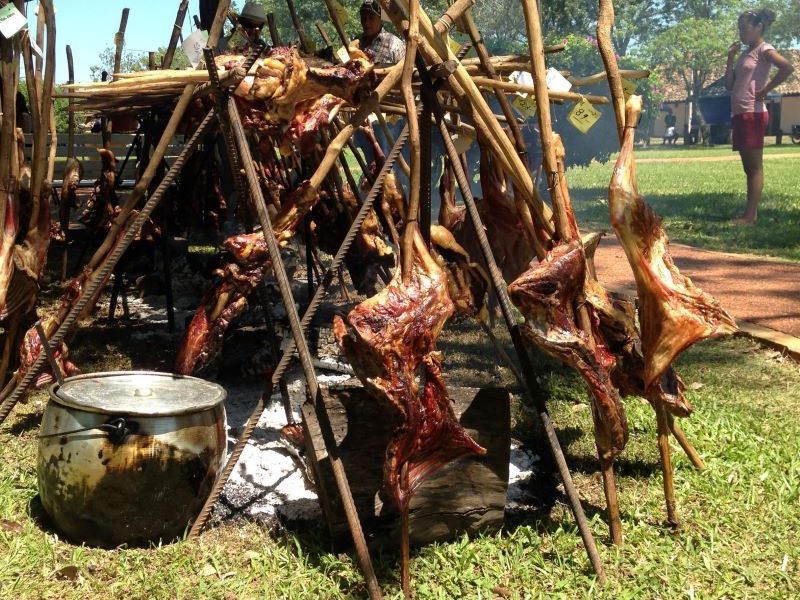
[508, 242, 628, 459]
[334, 227, 485, 511]
[608, 97, 737, 389]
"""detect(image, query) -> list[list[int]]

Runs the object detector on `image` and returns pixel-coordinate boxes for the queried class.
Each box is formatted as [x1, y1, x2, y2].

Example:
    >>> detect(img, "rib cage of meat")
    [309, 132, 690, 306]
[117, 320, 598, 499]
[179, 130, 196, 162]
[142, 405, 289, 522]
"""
[508, 242, 628, 459]
[334, 226, 485, 510]
[608, 97, 737, 389]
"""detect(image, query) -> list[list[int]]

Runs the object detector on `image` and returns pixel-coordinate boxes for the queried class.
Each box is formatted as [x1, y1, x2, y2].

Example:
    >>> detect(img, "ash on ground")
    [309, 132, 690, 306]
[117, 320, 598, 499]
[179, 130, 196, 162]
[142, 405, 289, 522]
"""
[95, 254, 543, 530]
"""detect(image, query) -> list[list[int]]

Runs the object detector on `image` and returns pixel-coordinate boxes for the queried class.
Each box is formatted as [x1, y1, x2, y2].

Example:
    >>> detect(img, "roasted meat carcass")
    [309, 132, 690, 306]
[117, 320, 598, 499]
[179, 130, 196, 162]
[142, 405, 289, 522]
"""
[437, 158, 464, 232]
[508, 242, 628, 459]
[51, 158, 83, 243]
[334, 226, 485, 511]
[430, 225, 488, 322]
[176, 182, 323, 374]
[584, 277, 692, 417]
[608, 96, 737, 389]
[79, 148, 117, 231]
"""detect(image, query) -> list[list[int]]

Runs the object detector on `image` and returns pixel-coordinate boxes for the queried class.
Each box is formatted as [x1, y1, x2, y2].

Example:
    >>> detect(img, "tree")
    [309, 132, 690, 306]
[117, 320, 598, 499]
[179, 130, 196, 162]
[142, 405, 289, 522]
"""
[646, 17, 730, 140]
[89, 46, 191, 81]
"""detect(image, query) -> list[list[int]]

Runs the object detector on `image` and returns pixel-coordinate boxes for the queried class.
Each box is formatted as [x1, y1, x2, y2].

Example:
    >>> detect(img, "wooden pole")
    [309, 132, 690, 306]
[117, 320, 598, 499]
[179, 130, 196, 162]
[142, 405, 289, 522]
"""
[597, 0, 625, 141]
[520, 0, 623, 545]
[208, 0, 232, 49]
[285, 0, 313, 53]
[315, 22, 333, 50]
[66, 46, 75, 159]
[267, 13, 282, 46]
[668, 416, 705, 470]
[323, 0, 350, 48]
[470, 76, 608, 104]
[112, 8, 130, 80]
[400, 0, 421, 282]
[461, 10, 528, 160]
[655, 400, 678, 526]
[162, 0, 189, 69]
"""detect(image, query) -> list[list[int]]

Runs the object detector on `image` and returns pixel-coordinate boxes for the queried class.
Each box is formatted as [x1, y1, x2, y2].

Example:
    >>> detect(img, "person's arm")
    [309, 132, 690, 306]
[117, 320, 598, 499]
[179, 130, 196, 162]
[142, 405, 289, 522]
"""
[755, 49, 795, 101]
[724, 42, 739, 91]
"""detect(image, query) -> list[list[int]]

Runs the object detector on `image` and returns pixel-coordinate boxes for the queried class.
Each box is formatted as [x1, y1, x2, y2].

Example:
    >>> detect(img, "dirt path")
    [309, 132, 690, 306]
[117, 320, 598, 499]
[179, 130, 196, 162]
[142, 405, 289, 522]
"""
[636, 152, 798, 164]
[593, 237, 800, 337]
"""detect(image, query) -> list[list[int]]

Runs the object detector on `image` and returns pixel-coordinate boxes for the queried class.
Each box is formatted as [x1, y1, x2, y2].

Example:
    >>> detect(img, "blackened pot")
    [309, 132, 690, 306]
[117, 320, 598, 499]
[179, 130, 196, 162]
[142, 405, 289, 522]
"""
[37, 371, 226, 547]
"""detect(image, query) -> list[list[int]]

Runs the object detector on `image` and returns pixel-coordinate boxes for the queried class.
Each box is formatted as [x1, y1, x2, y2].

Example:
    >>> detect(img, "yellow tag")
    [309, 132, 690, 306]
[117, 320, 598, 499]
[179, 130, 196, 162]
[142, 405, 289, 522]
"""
[621, 78, 636, 99]
[448, 36, 461, 56]
[512, 94, 537, 118]
[385, 113, 400, 125]
[567, 99, 601, 133]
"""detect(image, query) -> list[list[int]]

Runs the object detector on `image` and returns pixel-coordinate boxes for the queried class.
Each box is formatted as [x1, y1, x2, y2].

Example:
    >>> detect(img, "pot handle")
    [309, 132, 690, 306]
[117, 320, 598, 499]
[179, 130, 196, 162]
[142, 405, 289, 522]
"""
[39, 416, 140, 445]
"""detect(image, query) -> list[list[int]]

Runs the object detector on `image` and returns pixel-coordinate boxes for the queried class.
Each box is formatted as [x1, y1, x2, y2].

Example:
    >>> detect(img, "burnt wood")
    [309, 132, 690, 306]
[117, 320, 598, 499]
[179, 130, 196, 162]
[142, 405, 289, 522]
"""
[304, 384, 510, 549]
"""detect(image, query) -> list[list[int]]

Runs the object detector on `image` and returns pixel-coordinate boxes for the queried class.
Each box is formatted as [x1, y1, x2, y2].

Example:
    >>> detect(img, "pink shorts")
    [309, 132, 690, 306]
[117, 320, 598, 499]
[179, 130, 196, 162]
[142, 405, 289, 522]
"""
[732, 111, 769, 151]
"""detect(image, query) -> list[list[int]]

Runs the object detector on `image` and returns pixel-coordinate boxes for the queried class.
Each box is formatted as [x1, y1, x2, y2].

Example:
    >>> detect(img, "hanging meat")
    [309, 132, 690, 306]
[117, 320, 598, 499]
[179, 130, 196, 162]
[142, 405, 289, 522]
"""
[79, 148, 117, 231]
[508, 242, 628, 460]
[608, 96, 737, 389]
[333, 225, 485, 513]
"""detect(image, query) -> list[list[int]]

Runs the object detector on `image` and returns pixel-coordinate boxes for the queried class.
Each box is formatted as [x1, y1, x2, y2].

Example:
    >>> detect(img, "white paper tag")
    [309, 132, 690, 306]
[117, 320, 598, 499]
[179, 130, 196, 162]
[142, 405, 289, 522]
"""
[367, 112, 378, 124]
[509, 70, 534, 90]
[335, 46, 351, 64]
[182, 29, 209, 69]
[451, 131, 474, 155]
[0, 3, 27, 39]
[546, 67, 572, 93]
[28, 36, 43, 60]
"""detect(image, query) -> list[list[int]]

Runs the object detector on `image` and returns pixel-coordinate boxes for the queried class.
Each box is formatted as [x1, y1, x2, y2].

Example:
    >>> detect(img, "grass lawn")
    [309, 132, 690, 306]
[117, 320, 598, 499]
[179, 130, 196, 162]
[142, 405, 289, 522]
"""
[1, 321, 799, 598]
[568, 143, 800, 261]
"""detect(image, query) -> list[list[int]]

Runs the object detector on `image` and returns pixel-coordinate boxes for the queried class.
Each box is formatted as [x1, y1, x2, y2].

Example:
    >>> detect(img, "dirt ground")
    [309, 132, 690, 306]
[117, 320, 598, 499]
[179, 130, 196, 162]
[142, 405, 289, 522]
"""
[593, 237, 800, 337]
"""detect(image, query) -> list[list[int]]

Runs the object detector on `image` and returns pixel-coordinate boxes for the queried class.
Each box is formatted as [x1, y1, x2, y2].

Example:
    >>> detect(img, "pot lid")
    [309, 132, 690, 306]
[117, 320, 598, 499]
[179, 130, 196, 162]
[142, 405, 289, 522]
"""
[51, 371, 226, 416]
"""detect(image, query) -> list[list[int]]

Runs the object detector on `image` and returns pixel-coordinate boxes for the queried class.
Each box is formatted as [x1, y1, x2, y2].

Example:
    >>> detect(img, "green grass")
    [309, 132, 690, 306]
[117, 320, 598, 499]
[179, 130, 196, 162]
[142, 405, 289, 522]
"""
[2, 329, 799, 599]
[567, 146, 800, 261]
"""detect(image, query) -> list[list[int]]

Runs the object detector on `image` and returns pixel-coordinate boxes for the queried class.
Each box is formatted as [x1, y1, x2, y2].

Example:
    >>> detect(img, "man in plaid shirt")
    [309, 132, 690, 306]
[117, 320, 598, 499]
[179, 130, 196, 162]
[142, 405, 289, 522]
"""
[358, 0, 405, 66]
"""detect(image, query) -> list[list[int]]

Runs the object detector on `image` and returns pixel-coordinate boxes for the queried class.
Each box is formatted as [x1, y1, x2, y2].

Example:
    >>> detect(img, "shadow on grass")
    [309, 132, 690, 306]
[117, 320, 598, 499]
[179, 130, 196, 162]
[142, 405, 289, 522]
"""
[8, 411, 42, 436]
[571, 189, 800, 261]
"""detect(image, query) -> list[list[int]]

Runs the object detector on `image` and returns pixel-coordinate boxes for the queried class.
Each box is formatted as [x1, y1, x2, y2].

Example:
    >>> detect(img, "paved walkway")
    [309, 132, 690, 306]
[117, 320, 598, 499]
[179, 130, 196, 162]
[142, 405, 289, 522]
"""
[636, 152, 799, 164]
[593, 237, 800, 341]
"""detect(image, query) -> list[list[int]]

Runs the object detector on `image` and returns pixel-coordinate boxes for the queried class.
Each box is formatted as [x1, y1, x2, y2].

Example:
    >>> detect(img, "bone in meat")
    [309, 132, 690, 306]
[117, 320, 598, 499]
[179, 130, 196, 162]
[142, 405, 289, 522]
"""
[608, 96, 737, 389]
[334, 227, 485, 511]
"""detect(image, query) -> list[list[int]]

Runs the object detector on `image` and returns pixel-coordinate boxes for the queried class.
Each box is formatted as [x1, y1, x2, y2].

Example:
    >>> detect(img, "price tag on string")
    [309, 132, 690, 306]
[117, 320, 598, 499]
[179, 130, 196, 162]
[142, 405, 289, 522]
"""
[0, 3, 26, 39]
[28, 35, 43, 60]
[567, 98, 601, 133]
[182, 29, 208, 69]
[512, 94, 537, 118]
[546, 67, 572, 93]
[336, 46, 351, 63]
[621, 77, 637, 99]
[367, 111, 378, 124]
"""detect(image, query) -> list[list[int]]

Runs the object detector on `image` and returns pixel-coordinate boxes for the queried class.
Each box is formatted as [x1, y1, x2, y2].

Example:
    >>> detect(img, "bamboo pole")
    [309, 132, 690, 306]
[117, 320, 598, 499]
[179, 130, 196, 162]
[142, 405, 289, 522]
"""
[162, 0, 189, 69]
[570, 69, 649, 87]
[112, 9, 130, 80]
[30, 0, 56, 211]
[315, 22, 333, 49]
[432, 0, 474, 34]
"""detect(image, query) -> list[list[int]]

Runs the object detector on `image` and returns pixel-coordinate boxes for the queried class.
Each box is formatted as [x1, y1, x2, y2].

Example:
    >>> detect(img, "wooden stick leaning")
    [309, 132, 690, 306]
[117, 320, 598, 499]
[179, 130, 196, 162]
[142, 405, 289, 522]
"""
[519, 0, 624, 545]
[382, 0, 555, 247]
[470, 76, 609, 104]
[323, 0, 350, 48]
[162, 0, 189, 69]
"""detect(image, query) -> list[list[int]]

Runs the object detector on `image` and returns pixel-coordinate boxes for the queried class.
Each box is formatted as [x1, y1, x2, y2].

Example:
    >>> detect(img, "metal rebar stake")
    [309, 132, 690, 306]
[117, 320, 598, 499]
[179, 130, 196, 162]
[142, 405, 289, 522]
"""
[420, 86, 607, 584]
[202, 93, 384, 599]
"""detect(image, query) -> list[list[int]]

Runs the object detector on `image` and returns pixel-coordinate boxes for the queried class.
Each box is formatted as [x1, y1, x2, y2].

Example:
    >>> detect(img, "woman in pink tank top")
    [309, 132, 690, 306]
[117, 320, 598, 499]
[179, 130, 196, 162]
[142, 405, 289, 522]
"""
[724, 9, 794, 224]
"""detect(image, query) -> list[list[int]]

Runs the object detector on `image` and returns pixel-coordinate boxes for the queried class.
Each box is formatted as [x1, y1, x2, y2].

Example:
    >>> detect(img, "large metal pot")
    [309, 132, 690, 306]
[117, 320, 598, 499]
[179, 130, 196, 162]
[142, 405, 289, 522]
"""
[37, 371, 226, 547]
